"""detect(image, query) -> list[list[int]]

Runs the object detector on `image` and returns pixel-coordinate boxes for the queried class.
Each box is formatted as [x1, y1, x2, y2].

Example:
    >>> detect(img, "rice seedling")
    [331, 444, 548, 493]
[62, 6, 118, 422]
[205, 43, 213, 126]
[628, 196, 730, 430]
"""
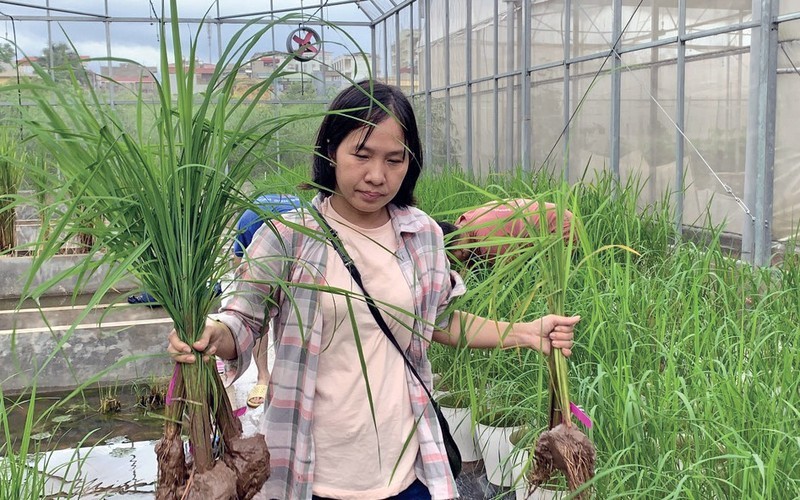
[0, 385, 50, 499]
[97, 384, 122, 415]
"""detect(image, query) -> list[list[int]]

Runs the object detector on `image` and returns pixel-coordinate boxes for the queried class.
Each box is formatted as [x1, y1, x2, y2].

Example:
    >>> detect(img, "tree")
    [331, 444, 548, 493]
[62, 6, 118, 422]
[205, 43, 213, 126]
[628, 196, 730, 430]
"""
[0, 43, 14, 68]
[40, 43, 89, 86]
[281, 79, 317, 100]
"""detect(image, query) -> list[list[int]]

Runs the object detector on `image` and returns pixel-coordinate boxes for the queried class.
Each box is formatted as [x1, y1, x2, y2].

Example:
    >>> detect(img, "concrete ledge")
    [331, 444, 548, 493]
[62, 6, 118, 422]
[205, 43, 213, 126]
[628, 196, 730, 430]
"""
[0, 316, 174, 393]
[0, 254, 138, 299]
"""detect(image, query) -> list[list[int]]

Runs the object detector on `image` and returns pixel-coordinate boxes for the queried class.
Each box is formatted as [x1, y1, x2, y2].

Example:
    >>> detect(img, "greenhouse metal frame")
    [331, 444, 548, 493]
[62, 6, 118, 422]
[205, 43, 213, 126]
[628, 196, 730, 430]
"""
[2, 0, 799, 266]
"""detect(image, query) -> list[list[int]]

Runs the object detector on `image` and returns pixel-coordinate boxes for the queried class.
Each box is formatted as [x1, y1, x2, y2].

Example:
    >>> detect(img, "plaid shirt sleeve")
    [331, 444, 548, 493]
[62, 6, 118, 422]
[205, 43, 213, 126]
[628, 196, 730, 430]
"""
[211, 219, 295, 383]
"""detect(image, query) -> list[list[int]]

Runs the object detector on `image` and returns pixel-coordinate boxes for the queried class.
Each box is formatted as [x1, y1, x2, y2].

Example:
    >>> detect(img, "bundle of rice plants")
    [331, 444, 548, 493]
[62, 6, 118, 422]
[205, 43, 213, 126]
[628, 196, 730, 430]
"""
[524, 185, 628, 498]
[3, 1, 355, 497]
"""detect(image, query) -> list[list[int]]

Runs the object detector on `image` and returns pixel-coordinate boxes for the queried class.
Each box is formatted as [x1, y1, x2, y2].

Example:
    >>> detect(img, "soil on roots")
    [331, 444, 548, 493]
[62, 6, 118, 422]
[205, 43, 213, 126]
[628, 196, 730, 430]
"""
[155, 432, 269, 500]
[184, 461, 238, 499]
[154, 431, 187, 500]
[223, 433, 270, 499]
[528, 424, 596, 499]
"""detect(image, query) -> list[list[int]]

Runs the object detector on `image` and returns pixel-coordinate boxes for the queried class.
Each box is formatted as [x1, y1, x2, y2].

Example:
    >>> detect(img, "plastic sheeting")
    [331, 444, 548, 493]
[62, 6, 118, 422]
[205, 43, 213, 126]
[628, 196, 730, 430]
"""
[411, 0, 799, 242]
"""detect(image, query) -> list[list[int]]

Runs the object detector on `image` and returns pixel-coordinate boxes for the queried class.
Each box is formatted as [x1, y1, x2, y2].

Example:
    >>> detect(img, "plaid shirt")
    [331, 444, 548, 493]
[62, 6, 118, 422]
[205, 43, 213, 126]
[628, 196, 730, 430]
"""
[213, 194, 465, 500]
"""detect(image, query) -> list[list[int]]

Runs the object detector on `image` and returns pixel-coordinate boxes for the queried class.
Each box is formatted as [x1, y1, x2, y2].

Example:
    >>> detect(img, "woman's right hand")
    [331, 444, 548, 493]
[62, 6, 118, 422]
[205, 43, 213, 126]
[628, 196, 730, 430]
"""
[167, 317, 236, 364]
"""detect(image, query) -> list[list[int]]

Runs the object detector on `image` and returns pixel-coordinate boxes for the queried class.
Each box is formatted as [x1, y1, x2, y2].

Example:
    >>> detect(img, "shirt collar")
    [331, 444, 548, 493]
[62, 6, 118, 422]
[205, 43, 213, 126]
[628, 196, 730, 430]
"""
[311, 193, 424, 235]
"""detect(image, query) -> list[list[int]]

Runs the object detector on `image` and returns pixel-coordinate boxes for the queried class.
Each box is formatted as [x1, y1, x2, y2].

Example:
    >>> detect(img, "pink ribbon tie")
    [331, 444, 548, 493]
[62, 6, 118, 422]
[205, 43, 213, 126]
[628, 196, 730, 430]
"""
[570, 402, 593, 429]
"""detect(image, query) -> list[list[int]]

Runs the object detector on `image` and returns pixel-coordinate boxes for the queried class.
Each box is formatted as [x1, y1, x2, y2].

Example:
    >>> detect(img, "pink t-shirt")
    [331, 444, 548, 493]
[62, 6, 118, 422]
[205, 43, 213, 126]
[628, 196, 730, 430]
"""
[312, 199, 419, 499]
[455, 198, 575, 260]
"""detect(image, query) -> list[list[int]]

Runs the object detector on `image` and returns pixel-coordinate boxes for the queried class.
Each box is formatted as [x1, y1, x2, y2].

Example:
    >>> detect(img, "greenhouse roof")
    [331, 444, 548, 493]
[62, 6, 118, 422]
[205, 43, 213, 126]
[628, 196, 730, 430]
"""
[0, 0, 413, 26]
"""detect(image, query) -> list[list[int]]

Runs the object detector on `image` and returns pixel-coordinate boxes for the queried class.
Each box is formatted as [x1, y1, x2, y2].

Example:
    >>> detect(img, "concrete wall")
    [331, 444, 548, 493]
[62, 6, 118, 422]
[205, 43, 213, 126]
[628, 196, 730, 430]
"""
[0, 303, 174, 393]
[0, 254, 138, 300]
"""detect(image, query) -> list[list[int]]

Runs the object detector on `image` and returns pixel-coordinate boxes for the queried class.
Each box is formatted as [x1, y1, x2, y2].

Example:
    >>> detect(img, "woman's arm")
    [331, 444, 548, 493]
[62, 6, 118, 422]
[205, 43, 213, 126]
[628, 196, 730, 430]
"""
[432, 311, 579, 356]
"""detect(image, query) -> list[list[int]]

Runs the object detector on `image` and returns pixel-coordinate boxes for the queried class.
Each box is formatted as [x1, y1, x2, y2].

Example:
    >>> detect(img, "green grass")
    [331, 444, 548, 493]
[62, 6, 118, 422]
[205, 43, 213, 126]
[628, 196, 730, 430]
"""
[0, 128, 25, 253]
[421, 167, 799, 498]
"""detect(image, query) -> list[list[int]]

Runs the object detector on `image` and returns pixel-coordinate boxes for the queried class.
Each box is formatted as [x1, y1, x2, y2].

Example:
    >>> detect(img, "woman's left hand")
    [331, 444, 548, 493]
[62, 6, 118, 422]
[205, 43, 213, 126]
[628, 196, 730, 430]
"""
[515, 314, 580, 356]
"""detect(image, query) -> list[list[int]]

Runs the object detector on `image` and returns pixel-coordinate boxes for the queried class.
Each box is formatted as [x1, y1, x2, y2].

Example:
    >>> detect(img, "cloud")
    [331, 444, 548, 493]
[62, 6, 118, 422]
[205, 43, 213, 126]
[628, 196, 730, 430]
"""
[76, 40, 164, 67]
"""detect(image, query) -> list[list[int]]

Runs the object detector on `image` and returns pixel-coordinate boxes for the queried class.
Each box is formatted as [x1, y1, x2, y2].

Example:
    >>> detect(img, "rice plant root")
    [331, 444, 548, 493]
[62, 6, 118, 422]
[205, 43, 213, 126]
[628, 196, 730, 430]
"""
[528, 423, 596, 499]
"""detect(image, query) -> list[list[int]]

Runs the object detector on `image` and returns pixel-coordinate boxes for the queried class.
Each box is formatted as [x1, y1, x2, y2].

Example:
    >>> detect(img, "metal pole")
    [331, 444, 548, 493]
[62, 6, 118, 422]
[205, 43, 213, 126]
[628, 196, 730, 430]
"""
[410, 5, 415, 94]
[571, 2, 579, 176]
[445, 0, 451, 166]
[104, 0, 113, 108]
[395, 12, 401, 86]
[493, 0, 500, 173]
[563, 0, 571, 181]
[216, 3, 222, 62]
[383, 20, 389, 81]
[321, 5, 326, 97]
[506, 0, 514, 171]
[371, 25, 377, 79]
[743, 0, 778, 265]
[424, 0, 432, 169]
[46, 0, 52, 78]
[521, 0, 531, 172]
[610, 0, 622, 184]
[648, 6, 659, 204]
[516, 4, 523, 167]
[466, 0, 473, 176]
[675, 0, 686, 235]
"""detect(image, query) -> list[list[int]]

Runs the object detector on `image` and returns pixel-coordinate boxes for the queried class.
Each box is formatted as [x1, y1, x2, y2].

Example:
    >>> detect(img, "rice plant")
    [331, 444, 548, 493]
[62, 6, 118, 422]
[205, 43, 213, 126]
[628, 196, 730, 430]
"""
[0, 128, 25, 254]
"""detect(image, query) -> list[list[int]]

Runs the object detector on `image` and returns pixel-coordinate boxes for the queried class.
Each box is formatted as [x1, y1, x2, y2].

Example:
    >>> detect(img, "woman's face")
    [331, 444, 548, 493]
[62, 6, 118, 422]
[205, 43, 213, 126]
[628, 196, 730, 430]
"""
[329, 117, 409, 228]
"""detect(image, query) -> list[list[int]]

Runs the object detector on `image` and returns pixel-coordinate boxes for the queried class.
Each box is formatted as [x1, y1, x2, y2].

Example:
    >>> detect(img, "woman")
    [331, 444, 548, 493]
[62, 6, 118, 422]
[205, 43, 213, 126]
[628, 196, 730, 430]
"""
[168, 81, 579, 500]
[438, 198, 577, 267]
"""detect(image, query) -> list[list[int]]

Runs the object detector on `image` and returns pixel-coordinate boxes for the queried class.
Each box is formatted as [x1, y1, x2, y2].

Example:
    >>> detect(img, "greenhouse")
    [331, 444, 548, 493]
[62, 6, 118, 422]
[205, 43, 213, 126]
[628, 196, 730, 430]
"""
[0, 0, 798, 499]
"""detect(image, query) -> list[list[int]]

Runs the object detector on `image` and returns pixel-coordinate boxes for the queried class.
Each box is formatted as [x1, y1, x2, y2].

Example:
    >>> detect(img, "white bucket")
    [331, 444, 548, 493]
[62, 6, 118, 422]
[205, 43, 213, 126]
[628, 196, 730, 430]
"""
[440, 405, 481, 462]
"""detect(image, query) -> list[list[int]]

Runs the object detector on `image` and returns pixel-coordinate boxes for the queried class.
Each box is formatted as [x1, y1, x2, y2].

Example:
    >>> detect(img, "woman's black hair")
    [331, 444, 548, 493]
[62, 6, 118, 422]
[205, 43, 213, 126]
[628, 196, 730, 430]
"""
[437, 221, 459, 244]
[310, 80, 423, 207]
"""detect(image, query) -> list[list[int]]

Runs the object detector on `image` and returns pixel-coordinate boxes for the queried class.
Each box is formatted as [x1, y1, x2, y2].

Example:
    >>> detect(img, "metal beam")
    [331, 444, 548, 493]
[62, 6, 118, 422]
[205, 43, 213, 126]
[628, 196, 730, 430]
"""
[466, 0, 473, 176]
[563, 0, 571, 181]
[395, 11, 401, 86]
[610, 0, 622, 184]
[445, 0, 451, 166]
[0, 14, 372, 26]
[373, 0, 415, 24]
[506, 0, 514, 171]
[675, 0, 686, 235]
[493, 0, 500, 173]
[0, 0, 106, 18]
[104, 0, 113, 107]
[424, 0, 432, 168]
[742, 0, 778, 265]
[218, 0, 361, 19]
[521, 0, 531, 172]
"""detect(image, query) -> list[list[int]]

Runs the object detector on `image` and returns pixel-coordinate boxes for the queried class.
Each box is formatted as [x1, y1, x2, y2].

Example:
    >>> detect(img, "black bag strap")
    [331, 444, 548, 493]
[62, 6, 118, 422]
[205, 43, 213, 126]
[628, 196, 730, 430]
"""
[313, 208, 438, 405]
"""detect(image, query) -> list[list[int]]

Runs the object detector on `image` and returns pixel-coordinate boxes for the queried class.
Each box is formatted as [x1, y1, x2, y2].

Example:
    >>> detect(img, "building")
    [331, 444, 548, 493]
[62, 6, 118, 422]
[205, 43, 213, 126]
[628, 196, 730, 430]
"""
[99, 63, 158, 94]
[330, 52, 373, 85]
[166, 61, 233, 94]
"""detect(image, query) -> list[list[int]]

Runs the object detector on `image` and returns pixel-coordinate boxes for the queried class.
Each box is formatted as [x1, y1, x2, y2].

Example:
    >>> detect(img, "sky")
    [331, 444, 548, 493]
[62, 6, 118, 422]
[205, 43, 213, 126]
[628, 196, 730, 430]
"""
[0, 0, 381, 68]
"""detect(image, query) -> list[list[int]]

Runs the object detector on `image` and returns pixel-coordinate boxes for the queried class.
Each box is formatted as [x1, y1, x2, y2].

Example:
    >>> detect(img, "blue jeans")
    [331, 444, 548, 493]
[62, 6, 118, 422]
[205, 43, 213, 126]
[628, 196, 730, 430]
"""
[312, 479, 431, 500]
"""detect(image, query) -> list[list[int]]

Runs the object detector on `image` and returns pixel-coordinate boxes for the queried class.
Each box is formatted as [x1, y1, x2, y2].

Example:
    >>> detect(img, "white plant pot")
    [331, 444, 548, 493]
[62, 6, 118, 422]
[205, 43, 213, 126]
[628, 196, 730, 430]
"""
[440, 406, 481, 462]
[432, 389, 449, 401]
[511, 452, 567, 499]
[511, 444, 529, 500]
[522, 486, 567, 500]
[475, 423, 521, 487]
